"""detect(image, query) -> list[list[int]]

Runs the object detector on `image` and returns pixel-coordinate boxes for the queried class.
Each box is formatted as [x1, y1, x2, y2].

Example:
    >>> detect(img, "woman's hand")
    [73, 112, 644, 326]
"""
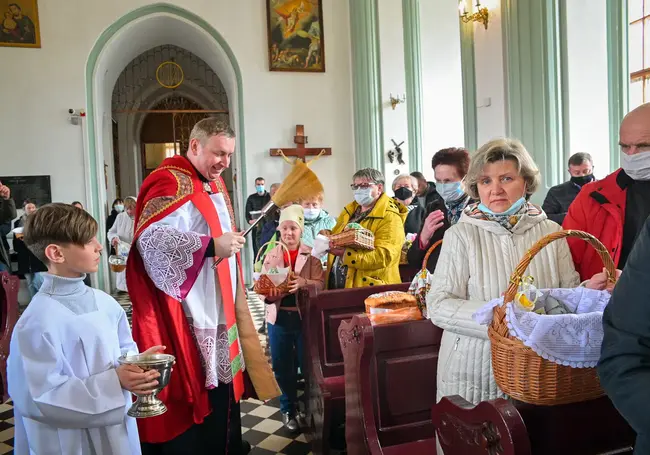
[420, 210, 445, 246]
[319, 229, 332, 237]
[585, 268, 622, 292]
[112, 237, 119, 248]
[288, 276, 307, 294]
[329, 247, 345, 257]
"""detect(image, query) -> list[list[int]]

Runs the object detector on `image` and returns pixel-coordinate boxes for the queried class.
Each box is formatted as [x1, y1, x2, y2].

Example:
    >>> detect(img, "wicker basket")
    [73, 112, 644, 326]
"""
[329, 227, 374, 251]
[408, 240, 442, 314]
[253, 241, 295, 297]
[488, 230, 617, 406]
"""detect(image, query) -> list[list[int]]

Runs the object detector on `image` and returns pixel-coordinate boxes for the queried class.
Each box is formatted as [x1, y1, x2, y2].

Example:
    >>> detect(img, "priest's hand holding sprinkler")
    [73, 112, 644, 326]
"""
[213, 159, 324, 267]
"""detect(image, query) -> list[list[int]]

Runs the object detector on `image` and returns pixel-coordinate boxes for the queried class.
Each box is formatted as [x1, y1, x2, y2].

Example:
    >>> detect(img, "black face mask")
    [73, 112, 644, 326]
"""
[570, 174, 595, 186]
[394, 187, 413, 201]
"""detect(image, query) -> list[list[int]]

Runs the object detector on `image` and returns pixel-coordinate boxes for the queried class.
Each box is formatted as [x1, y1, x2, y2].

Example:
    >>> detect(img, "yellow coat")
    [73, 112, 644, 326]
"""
[326, 193, 407, 289]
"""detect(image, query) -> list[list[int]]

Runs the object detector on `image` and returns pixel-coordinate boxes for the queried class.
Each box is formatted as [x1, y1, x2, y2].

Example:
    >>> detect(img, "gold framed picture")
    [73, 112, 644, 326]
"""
[0, 0, 40, 48]
[266, 0, 325, 73]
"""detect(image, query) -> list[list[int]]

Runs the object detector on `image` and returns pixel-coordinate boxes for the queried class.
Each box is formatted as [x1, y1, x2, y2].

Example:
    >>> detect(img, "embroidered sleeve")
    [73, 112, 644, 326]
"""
[137, 224, 211, 301]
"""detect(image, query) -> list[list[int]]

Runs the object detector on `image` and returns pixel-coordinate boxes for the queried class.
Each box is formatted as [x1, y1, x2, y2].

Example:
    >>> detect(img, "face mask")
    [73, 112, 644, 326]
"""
[256, 185, 265, 194]
[570, 174, 595, 186]
[354, 188, 375, 207]
[435, 182, 464, 203]
[304, 208, 321, 220]
[115, 204, 124, 212]
[621, 152, 650, 181]
[478, 186, 527, 216]
[394, 187, 413, 202]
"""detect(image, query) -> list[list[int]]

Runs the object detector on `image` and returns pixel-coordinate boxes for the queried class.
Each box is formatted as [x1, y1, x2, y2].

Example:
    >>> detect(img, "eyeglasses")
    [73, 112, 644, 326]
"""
[350, 182, 377, 190]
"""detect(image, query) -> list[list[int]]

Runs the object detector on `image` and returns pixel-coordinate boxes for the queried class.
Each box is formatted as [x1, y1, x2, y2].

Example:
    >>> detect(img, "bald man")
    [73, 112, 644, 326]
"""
[563, 103, 650, 281]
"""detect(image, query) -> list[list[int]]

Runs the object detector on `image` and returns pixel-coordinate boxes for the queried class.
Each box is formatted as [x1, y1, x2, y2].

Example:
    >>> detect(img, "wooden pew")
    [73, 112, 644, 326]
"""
[297, 283, 410, 454]
[339, 313, 443, 455]
[432, 395, 636, 454]
[0, 272, 19, 402]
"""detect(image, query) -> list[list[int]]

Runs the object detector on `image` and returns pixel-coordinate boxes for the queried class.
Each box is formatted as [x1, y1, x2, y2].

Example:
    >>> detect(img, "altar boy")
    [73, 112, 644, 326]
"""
[7, 203, 162, 455]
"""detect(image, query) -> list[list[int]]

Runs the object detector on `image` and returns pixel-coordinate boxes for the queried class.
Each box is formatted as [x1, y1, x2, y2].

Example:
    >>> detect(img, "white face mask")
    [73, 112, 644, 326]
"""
[304, 208, 321, 220]
[115, 204, 124, 213]
[622, 152, 650, 181]
[354, 188, 375, 207]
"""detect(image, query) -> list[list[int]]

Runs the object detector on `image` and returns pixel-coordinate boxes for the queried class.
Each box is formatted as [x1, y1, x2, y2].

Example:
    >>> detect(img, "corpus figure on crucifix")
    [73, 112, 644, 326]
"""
[270, 124, 332, 164]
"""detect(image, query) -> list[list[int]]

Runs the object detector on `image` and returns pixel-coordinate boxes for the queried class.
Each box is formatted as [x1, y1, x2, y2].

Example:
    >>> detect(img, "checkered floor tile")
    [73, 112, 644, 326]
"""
[4, 290, 313, 455]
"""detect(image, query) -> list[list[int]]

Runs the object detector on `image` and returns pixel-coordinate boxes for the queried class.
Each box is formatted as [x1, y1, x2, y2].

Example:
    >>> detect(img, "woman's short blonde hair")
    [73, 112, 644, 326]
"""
[391, 174, 418, 191]
[124, 196, 137, 210]
[465, 138, 541, 200]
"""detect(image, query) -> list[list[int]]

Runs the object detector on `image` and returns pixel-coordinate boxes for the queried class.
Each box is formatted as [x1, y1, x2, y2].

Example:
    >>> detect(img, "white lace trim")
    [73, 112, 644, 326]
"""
[137, 224, 203, 300]
[192, 324, 245, 388]
[474, 288, 611, 368]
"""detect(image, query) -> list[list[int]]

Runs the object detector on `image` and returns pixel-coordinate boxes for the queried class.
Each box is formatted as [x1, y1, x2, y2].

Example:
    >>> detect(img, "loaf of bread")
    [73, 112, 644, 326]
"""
[364, 291, 417, 314]
[368, 307, 423, 326]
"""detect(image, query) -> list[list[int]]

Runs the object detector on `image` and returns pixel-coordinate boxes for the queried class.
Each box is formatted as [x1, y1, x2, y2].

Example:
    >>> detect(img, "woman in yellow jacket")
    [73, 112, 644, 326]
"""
[326, 168, 407, 289]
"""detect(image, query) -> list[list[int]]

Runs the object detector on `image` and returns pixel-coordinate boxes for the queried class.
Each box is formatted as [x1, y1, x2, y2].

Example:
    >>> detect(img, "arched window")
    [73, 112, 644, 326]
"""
[629, 0, 650, 108]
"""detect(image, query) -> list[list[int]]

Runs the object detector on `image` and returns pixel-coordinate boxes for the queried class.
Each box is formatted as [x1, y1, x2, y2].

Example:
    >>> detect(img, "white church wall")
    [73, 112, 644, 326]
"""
[564, 0, 610, 177]
[0, 0, 354, 216]
[473, 0, 508, 146]
[378, 0, 409, 188]
[420, 0, 466, 180]
[378, 0, 465, 189]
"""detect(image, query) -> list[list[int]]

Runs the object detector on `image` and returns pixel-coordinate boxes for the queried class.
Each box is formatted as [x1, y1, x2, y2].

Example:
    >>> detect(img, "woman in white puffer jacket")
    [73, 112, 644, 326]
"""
[427, 138, 611, 409]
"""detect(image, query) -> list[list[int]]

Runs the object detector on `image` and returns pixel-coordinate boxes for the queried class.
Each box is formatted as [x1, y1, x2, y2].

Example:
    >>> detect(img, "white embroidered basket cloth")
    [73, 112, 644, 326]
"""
[474, 287, 611, 368]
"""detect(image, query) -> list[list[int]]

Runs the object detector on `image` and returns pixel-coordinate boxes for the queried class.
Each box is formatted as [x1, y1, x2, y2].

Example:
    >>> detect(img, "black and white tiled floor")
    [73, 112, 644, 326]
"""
[2, 291, 312, 455]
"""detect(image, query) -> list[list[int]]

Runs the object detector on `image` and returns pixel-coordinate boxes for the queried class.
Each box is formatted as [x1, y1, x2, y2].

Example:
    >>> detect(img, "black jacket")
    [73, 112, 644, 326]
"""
[13, 237, 47, 275]
[599, 216, 650, 453]
[106, 209, 119, 233]
[403, 201, 426, 235]
[245, 192, 271, 222]
[406, 194, 449, 273]
[541, 181, 582, 224]
[0, 199, 16, 268]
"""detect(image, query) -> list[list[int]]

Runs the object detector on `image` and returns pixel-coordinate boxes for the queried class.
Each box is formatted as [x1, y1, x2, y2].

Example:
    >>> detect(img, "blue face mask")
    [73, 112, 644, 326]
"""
[478, 196, 526, 216]
[435, 182, 464, 203]
[354, 188, 375, 207]
[256, 185, 265, 194]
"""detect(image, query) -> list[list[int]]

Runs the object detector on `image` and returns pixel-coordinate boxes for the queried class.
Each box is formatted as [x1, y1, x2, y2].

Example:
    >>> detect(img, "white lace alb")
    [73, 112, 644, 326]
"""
[137, 224, 203, 301]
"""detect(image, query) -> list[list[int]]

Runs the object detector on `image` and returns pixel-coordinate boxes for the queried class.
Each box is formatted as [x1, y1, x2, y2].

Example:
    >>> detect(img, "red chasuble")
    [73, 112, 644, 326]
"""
[126, 155, 244, 443]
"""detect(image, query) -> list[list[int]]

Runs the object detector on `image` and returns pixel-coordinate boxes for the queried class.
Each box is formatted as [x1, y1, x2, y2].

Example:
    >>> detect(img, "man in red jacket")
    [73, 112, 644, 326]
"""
[563, 103, 650, 281]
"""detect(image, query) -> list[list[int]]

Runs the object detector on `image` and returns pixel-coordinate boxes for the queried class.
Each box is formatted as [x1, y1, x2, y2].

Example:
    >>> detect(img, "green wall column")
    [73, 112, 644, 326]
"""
[502, 0, 564, 199]
[402, 0, 423, 171]
[459, 0, 478, 152]
[606, 0, 629, 172]
[349, 0, 384, 171]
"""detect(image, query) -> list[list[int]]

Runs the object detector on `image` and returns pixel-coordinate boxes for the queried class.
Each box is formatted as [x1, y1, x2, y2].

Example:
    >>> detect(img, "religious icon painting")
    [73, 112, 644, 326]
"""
[266, 0, 325, 72]
[0, 0, 40, 48]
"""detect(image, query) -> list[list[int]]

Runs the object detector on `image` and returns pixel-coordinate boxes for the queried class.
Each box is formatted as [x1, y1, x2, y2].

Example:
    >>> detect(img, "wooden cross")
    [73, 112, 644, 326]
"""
[270, 125, 332, 163]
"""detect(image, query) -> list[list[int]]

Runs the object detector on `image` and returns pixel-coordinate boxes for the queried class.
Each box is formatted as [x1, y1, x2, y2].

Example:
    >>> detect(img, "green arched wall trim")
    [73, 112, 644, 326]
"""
[85, 3, 249, 290]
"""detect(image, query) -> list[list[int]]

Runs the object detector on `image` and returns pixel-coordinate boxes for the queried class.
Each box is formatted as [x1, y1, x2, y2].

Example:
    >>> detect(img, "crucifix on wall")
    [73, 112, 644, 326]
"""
[270, 124, 332, 164]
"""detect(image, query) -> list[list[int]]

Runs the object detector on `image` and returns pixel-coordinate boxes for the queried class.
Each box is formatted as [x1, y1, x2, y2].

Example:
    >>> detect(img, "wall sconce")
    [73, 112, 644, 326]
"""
[389, 93, 406, 110]
[459, 0, 489, 30]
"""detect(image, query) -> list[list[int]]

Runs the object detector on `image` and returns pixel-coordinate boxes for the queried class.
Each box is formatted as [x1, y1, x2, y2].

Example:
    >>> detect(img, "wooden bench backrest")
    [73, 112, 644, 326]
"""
[341, 314, 442, 450]
[305, 283, 410, 379]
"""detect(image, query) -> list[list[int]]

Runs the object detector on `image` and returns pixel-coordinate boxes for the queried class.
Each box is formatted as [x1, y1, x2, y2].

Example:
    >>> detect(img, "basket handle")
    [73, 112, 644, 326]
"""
[254, 239, 292, 268]
[421, 240, 443, 272]
[495, 230, 616, 333]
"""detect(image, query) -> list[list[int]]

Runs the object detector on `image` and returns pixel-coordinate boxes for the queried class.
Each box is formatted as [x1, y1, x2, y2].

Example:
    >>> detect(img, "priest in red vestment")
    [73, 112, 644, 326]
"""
[127, 118, 280, 455]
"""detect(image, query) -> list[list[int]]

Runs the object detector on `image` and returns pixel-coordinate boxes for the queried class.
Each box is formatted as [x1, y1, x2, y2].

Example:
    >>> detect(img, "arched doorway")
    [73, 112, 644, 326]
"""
[85, 4, 251, 291]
